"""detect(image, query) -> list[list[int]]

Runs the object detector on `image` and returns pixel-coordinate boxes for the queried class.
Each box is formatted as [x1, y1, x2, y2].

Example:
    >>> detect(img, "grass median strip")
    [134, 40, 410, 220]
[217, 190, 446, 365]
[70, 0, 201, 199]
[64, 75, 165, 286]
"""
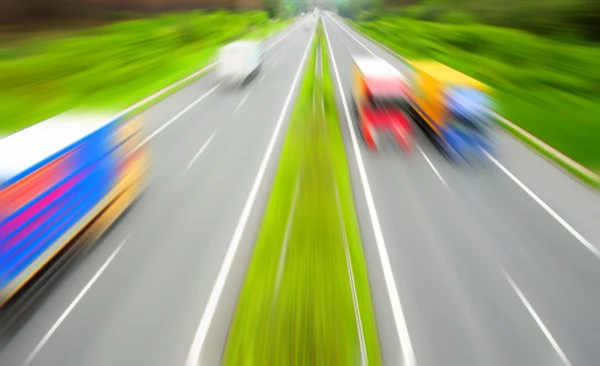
[223, 20, 382, 366]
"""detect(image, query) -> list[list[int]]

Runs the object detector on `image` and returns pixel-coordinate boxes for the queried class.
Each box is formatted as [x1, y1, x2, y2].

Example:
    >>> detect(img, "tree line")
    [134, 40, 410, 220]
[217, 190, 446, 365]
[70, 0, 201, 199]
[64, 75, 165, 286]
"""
[337, 0, 600, 41]
[0, 0, 263, 23]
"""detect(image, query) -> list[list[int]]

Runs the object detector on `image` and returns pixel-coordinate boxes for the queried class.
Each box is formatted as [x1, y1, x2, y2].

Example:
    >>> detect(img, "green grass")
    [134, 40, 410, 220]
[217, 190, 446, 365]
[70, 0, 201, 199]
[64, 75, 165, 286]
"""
[0, 11, 287, 135]
[353, 17, 600, 175]
[223, 21, 382, 366]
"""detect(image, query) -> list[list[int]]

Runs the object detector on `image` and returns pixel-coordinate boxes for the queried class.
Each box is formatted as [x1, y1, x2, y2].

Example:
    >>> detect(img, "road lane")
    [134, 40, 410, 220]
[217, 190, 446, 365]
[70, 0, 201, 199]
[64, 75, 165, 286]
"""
[324, 13, 600, 366]
[0, 15, 317, 366]
[326, 13, 600, 252]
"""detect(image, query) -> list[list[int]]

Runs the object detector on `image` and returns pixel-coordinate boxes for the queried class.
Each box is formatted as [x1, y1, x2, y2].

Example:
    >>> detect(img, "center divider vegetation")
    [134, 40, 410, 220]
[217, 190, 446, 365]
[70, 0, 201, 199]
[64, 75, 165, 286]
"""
[223, 20, 382, 366]
[0, 11, 287, 135]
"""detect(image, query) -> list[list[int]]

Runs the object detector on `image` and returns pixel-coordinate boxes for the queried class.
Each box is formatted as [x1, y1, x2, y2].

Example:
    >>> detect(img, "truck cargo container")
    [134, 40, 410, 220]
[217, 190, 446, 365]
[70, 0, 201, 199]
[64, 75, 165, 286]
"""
[0, 113, 147, 305]
[405, 61, 495, 163]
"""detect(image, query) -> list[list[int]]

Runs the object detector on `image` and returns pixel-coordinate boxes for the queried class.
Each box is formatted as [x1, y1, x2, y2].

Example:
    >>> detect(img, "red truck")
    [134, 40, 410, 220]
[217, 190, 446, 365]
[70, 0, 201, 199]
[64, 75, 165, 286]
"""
[351, 56, 413, 153]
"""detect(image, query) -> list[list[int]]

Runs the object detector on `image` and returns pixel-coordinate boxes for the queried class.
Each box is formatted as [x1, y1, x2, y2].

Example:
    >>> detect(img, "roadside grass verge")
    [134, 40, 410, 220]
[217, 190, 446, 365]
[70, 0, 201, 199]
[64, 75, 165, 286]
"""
[224, 20, 382, 366]
[351, 17, 600, 182]
[498, 118, 600, 189]
[0, 11, 287, 135]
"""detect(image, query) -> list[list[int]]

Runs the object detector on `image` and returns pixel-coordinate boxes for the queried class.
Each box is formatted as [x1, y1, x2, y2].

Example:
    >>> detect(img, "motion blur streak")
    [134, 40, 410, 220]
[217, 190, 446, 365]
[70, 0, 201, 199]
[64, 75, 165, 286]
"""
[0, 112, 148, 307]
[1, 5, 600, 366]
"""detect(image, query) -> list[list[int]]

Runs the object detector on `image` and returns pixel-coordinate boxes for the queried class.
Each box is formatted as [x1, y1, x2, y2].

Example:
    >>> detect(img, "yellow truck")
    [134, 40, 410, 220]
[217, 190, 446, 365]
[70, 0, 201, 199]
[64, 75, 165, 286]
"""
[405, 60, 495, 162]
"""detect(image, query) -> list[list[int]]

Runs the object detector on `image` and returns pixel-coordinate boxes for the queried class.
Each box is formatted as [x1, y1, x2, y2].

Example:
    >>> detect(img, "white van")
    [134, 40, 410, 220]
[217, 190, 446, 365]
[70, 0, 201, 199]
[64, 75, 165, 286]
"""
[217, 41, 263, 86]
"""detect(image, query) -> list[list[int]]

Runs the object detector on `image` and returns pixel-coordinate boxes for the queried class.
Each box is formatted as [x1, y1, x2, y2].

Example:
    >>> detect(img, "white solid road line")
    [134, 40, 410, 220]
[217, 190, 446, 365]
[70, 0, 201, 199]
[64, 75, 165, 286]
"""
[183, 132, 217, 175]
[23, 237, 129, 366]
[323, 19, 418, 366]
[184, 23, 317, 366]
[485, 152, 600, 258]
[503, 270, 573, 366]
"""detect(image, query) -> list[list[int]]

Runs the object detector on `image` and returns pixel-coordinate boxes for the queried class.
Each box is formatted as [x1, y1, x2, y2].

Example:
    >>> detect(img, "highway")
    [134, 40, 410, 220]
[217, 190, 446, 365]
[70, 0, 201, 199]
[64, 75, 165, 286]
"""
[323, 13, 600, 366]
[0, 15, 318, 366]
[1, 11, 600, 366]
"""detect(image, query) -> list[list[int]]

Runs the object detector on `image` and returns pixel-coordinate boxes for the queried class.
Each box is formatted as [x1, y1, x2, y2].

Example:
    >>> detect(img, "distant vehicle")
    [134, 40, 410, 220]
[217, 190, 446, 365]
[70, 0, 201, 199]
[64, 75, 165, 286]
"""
[404, 60, 495, 163]
[351, 56, 413, 153]
[0, 113, 148, 306]
[217, 41, 263, 87]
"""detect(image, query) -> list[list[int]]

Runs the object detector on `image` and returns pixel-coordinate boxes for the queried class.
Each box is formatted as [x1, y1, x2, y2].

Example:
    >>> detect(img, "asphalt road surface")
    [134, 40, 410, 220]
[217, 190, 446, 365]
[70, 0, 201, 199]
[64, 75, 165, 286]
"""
[2, 12, 600, 366]
[0, 15, 318, 366]
[323, 12, 600, 366]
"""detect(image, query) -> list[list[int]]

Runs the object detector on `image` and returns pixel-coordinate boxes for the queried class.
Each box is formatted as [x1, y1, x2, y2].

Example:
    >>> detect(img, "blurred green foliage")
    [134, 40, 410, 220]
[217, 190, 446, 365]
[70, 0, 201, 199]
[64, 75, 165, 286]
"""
[281, 0, 316, 16]
[265, 0, 283, 18]
[343, 0, 599, 41]
[339, 0, 384, 20]
[356, 17, 600, 171]
[435, 10, 476, 25]
[0, 11, 282, 135]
